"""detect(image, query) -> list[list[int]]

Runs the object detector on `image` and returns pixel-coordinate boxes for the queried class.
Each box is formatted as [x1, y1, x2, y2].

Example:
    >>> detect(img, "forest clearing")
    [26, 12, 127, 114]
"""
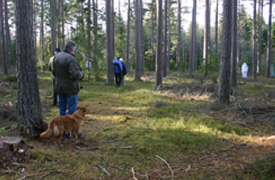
[1, 71, 275, 179]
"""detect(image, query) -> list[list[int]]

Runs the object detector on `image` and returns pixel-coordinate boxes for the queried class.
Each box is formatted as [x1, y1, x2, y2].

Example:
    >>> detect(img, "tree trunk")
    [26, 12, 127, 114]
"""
[189, 0, 196, 76]
[51, 0, 56, 56]
[176, 0, 181, 70]
[61, 0, 64, 49]
[167, 0, 171, 72]
[4, 0, 10, 69]
[87, 0, 91, 80]
[163, 0, 168, 77]
[33, 0, 37, 60]
[203, 0, 210, 66]
[16, 0, 44, 136]
[93, 0, 99, 81]
[134, 0, 142, 81]
[214, 0, 218, 68]
[231, 0, 237, 87]
[126, 0, 130, 70]
[266, 0, 272, 77]
[106, 0, 114, 85]
[151, 0, 155, 71]
[155, 0, 163, 89]
[140, 0, 144, 74]
[257, 0, 263, 73]
[0, 0, 7, 74]
[218, 0, 232, 104]
[40, 0, 44, 65]
[252, 0, 257, 80]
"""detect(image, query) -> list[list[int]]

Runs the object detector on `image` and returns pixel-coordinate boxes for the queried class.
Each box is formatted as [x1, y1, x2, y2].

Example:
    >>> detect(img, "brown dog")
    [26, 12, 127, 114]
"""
[40, 106, 88, 146]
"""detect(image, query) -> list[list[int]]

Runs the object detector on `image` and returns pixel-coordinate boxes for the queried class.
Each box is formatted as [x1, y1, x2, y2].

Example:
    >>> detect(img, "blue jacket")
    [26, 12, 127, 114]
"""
[113, 59, 123, 74]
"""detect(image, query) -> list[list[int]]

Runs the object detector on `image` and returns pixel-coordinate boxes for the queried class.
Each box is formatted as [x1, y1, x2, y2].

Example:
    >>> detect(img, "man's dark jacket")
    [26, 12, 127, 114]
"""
[53, 50, 82, 95]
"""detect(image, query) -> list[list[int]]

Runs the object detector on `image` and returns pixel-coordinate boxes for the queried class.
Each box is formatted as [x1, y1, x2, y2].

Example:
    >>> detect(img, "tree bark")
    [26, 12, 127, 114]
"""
[126, 0, 131, 70]
[203, 0, 210, 66]
[218, 0, 232, 104]
[189, 0, 197, 76]
[257, 0, 263, 73]
[231, 0, 237, 87]
[150, 0, 155, 71]
[176, 0, 181, 70]
[167, 0, 171, 72]
[40, 0, 44, 65]
[106, 0, 114, 85]
[155, 0, 163, 89]
[93, 0, 99, 80]
[252, 0, 257, 80]
[214, 0, 218, 56]
[16, 0, 44, 136]
[134, 0, 142, 81]
[51, 0, 56, 56]
[0, 0, 7, 74]
[163, 0, 168, 77]
[266, 0, 272, 77]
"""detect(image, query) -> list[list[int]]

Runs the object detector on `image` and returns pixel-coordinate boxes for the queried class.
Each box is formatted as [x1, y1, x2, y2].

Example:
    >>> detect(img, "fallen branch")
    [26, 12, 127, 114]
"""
[97, 164, 110, 176]
[220, 145, 235, 152]
[111, 146, 132, 150]
[131, 167, 138, 180]
[155, 155, 174, 180]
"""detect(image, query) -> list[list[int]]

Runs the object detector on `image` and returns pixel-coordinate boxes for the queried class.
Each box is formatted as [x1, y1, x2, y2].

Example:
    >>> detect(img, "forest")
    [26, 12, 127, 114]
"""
[1, 0, 275, 179]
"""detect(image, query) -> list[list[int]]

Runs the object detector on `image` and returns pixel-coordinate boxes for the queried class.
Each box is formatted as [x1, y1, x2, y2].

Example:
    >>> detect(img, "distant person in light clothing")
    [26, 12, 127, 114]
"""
[241, 62, 248, 79]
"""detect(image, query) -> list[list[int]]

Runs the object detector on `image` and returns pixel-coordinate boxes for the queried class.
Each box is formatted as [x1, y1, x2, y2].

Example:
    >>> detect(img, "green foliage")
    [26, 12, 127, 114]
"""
[253, 154, 275, 180]
[197, 50, 219, 83]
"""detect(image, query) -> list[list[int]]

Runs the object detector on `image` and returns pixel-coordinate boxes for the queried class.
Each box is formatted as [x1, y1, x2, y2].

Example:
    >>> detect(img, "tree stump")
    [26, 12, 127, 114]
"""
[0, 137, 25, 161]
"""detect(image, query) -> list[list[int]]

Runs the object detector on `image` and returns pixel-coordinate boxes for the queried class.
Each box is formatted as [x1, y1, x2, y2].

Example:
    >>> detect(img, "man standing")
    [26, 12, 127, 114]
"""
[113, 56, 123, 87]
[48, 48, 61, 106]
[53, 41, 84, 116]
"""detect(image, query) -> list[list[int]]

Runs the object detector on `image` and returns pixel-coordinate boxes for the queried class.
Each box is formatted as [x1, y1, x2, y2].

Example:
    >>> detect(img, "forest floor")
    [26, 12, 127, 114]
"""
[1, 71, 275, 180]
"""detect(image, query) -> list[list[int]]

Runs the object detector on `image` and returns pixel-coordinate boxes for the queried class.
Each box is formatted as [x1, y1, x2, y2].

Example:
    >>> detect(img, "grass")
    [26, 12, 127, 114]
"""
[1, 71, 275, 179]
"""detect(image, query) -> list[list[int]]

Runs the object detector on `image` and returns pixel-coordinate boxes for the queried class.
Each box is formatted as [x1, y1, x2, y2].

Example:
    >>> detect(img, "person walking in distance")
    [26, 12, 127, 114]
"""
[241, 62, 248, 79]
[48, 48, 61, 106]
[113, 56, 123, 87]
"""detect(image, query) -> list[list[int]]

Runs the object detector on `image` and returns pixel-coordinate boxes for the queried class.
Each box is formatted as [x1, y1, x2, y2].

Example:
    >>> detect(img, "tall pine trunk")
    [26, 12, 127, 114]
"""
[231, 0, 237, 87]
[134, 0, 142, 81]
[155, 0, 163, 89]
[16, 0, 44, 136]
[189, 0, 196, 75]
[93, 0, 99, 80]
[257, 0, 263, 73]
[40, 0, 44, 65]
[106, 0, 114, 85]
[0, 0, 7, 74]
[266, 0, 272, 77]
[252, 0, 257, 80]
[51, 0, 56, 56]
[163, 0, 168, 77]
[203, 0, 210, 66]
[126, 0, 130, 70]
[176, 0, 181, 70]
[219, 0, 232, 104]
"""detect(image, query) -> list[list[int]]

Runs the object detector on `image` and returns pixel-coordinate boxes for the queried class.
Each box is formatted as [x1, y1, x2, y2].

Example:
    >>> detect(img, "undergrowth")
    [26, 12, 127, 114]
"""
[0, 71, 275, 179]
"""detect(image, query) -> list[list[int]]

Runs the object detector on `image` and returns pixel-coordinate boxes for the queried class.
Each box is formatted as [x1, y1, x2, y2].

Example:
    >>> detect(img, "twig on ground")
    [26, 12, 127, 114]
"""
[131, 167, 138, 180]
[0, 170, 64, 179]
[111, 146, 132, 150]
[155, 155, 174, 180]
[220, 145, 235, 152]
[97, 164, 110, 176]
[185, 165, 191, 173]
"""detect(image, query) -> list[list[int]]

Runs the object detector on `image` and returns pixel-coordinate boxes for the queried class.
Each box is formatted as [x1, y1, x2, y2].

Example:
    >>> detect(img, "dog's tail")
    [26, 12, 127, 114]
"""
[40, 128, 52, 138]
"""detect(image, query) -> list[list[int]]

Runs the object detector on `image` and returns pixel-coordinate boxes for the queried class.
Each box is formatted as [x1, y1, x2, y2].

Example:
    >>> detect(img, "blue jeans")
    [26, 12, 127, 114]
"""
[58, 94, 78, 115]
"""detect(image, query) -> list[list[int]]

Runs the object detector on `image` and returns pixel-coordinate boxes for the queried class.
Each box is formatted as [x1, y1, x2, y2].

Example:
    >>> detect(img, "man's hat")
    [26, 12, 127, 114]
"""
[55, 48, 61, 52]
